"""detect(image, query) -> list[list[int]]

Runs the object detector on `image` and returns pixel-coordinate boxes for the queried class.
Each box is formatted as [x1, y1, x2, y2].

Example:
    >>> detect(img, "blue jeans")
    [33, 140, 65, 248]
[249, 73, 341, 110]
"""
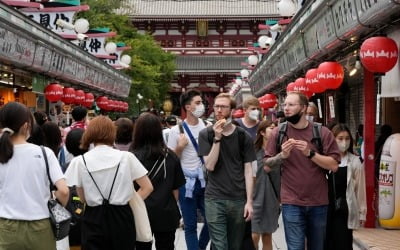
[282, 204, 328, 250]
[179, 180, 210, 250]
[205, 198, 246, 250]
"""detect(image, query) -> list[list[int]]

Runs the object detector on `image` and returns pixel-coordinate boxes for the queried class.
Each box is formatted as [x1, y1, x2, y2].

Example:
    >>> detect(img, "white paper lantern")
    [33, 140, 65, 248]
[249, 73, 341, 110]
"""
[74, 18, 89, 34]
[105, 42, 117, 54]
[277, 0, 297, 17]
[121, 55, 132, 65]
[240, 69, 250, 79]
[248, 55, 258, 66]
[258, 35, 269, 49]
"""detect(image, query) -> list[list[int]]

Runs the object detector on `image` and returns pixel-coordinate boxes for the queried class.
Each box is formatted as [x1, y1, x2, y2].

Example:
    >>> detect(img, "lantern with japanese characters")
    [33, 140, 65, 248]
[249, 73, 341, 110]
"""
[286, 82, 296, 93]
[360, 36, 399, 74]
[83, 93, 94, 108]
[294, 78, 313, 98]
[306, 68, 325, 93]
[317, 62, 344, 90]
[75, 90, 85, 106]
[262, 94, 278, 109]
[62, 87, 75, 104]
[96, 96, 109, 110]
[44, 83, 63, 103]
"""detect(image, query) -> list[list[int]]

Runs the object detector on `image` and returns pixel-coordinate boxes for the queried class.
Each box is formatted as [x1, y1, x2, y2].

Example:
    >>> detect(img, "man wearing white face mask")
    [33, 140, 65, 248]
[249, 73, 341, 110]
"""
[167, 90, 210, 250]
[235, 96, 261, 140]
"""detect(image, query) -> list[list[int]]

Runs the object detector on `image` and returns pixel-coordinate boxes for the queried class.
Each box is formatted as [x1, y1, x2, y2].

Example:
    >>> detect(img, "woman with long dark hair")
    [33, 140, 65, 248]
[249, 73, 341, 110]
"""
[326, 123, 367, 250]
[252, 120, 280, 250]
[130, 112, 185, 250]
[0, 102, 69, 250]
[65, 115, 153, 250]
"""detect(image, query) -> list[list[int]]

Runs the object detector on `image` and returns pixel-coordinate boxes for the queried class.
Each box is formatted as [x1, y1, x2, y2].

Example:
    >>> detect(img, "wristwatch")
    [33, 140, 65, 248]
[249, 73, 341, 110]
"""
[213, 137, 221, 143]
[307, 149, 316, 159]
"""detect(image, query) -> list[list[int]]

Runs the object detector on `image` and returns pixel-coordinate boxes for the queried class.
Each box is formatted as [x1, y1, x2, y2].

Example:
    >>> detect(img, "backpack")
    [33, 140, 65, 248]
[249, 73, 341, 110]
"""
[276, 121, 323, 154]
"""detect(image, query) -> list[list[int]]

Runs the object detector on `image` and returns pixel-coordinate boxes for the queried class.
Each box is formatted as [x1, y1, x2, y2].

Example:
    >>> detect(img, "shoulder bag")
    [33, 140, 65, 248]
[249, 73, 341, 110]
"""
[41, 146, 72, 240]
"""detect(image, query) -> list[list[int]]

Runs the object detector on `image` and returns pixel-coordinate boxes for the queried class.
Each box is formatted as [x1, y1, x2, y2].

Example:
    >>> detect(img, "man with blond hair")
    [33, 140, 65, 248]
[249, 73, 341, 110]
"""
[235, 96, 261, 140]
[199, 93, 256, 250]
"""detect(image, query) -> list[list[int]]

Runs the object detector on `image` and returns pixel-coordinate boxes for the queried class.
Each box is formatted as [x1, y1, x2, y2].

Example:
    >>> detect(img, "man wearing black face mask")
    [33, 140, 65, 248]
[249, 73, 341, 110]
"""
[263, 92, 341, 250]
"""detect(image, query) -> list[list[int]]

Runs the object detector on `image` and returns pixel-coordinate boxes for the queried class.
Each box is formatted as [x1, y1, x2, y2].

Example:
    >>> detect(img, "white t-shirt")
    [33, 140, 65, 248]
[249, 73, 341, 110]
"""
[0, 144, 64, 220]
[162, 127, 171, 144]
[65, 145, 147, 206]
[167, 120, 206, 170]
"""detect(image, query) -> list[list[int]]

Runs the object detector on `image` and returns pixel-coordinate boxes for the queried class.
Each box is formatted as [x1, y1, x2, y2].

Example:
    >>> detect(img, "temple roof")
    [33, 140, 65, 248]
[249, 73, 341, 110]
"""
[121, 0, 279, 20]
[175, 56, 246, 72]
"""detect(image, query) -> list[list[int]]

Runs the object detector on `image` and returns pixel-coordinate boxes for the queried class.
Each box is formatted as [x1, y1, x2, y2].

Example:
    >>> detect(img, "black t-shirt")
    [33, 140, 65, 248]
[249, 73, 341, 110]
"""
[198, 126, 256, 200]
[134, 149, 186, 232]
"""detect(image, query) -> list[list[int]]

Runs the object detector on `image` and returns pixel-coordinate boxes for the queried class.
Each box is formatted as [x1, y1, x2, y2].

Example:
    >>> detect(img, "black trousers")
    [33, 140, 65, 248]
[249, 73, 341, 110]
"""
[326, 205, 353, 250]
[81, 204, 135, 250]
[135, 230, 176, 250]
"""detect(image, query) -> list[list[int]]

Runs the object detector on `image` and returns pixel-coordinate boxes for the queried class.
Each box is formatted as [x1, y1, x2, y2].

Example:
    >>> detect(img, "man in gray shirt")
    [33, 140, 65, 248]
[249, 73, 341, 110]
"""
[199, 93, 256, 250]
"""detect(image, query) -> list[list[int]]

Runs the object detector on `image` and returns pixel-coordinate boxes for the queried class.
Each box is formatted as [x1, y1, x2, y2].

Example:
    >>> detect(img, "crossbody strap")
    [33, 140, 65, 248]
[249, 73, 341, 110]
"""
[82, 155, 120, 202]
[41, 146, 53, 196]
[182, 121, 204, 165]
[147, 153, 168, 180]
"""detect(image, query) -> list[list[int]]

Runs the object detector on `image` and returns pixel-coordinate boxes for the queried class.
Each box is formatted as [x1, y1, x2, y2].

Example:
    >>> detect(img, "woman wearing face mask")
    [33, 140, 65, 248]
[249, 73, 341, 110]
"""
[326, 124, 367, 250]
[251, 120, 280, 250]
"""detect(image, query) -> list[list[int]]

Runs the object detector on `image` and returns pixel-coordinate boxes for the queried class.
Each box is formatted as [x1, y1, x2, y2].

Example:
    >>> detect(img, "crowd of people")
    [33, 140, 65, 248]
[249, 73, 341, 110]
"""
[0, 90, 377, 250]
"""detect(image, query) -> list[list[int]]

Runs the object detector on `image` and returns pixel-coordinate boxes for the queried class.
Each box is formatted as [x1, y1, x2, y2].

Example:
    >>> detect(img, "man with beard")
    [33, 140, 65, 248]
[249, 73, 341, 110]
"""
[198, 93, 256, 250]
[263, 92, 340, 250]
[167, 90, 210, 250]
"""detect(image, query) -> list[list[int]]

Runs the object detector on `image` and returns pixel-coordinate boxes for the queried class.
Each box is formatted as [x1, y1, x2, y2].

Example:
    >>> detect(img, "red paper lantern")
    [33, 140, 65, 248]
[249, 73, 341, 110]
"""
[62, 87, 75, 104]
[123, 102, 129, 112]
[293, 78, 313, 98]
[96, 96, 109, 110]
[286, 82, 296, 93]
[263, 94, 278, 109]
[305, 68, 325, 93]
[360, 36, 398, 74]
[108, 100, 116, 111]
[233, 109, 244, 118]
[317, 62, 344, 89]
[74, 90, 85, 105]
[83, 93, 94, 108]
[117, 101, 124, 112]
[44, 83, 63, 103]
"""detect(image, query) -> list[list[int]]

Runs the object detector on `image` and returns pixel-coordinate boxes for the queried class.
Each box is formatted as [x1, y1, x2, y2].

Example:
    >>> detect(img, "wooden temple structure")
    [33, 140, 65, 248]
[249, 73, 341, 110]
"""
[125, 0, 280, 115]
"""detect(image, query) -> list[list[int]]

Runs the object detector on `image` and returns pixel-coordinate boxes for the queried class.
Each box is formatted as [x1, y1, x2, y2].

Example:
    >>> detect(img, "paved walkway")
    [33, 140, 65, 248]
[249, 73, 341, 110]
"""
[353, 228, 400, 250]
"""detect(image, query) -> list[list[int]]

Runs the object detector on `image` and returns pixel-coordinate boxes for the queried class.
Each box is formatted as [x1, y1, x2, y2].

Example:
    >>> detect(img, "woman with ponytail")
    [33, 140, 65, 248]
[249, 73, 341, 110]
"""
[0, 102, 69, 250]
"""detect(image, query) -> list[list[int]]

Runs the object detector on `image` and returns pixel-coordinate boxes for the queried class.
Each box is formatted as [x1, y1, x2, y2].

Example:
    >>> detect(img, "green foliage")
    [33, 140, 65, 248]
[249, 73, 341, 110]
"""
[80, 0, 176, 115]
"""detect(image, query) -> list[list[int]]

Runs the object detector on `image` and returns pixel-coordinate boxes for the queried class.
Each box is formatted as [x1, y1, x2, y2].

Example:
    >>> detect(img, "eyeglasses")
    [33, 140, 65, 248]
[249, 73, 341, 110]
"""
[283, 103, 301, 108]
[213, 105, 230, 110]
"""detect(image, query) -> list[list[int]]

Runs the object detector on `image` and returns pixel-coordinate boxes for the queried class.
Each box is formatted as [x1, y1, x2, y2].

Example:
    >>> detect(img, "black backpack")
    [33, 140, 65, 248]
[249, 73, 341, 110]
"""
[276, 121, 323, 154]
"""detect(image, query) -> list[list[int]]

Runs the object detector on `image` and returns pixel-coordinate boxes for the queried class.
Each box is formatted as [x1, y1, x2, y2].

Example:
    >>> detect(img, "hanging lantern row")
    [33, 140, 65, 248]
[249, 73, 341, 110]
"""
[286, 61, 344, 97]
[44, 83, 128, 112]
[284, 36, 398, 98]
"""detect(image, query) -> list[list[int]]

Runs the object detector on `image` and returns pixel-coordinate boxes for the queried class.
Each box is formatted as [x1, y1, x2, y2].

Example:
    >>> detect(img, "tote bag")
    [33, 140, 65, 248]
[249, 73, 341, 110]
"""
[129, 190, 152, 242]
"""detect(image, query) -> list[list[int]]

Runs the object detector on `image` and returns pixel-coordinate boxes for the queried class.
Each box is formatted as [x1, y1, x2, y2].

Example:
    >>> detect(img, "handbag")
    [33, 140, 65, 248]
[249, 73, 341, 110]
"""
[332, 172, 348, 213]
[129, 190, 152, 242]
[41, 146, 72, 240]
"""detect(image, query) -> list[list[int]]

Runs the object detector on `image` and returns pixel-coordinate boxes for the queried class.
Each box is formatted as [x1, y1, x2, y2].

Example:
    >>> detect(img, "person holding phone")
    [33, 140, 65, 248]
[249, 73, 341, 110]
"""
[198, 93, 256, 250]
